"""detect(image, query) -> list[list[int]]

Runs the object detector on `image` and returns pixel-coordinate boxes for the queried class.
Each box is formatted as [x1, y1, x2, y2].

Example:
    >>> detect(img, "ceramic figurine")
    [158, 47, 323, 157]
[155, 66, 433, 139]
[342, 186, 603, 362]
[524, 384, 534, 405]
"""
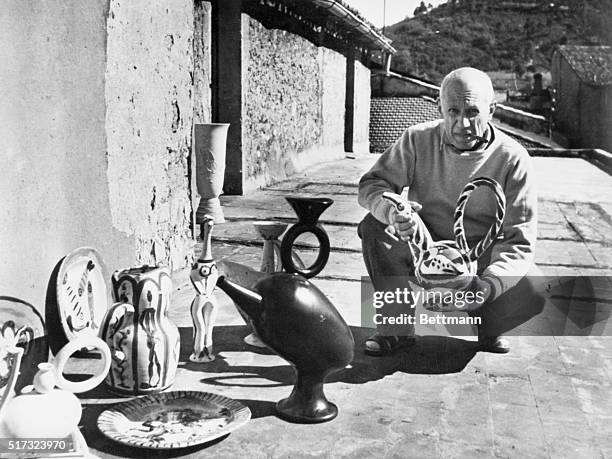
[189, 216, 219, 362]
[100, 265, 180, 395]
[1, 335, 110, 439]
[280, 197, 333, 278]
[217, 272, 354, 423]
[382, 176, 506, 296]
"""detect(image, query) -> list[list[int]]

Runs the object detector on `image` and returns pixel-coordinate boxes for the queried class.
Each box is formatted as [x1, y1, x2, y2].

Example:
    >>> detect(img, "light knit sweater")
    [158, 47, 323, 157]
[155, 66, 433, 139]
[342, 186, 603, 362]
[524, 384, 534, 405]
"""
[358, 119, 537, 300]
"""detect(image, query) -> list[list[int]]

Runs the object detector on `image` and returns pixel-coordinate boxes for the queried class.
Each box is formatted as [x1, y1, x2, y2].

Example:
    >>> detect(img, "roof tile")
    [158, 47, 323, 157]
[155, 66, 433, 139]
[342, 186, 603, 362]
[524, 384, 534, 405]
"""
[556, 45, 612, 86]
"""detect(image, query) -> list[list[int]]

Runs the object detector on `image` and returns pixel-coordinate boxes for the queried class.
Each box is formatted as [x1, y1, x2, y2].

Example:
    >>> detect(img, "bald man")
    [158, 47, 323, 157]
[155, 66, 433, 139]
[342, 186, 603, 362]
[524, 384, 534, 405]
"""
[358, 67, 539, 356]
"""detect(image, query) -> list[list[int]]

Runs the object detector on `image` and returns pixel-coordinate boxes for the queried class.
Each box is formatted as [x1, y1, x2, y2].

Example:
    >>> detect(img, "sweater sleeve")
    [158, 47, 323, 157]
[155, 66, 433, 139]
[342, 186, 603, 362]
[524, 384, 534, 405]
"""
[481, 153, 538, 300]
[358, 129, 416, 225]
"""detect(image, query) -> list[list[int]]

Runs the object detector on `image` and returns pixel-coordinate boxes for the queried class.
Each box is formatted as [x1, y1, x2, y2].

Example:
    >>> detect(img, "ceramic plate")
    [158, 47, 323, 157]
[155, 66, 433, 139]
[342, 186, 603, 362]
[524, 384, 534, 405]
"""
[0, 347, 22, 416]
[46, 247, 110, 353]
[97, 391, 251, 449]
[0, 296, 48, 392]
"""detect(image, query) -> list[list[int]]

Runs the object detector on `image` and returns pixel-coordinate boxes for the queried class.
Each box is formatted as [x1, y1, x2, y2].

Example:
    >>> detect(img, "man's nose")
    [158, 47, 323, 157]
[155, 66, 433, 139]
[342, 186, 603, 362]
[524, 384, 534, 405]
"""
[460, 115, 470, 128]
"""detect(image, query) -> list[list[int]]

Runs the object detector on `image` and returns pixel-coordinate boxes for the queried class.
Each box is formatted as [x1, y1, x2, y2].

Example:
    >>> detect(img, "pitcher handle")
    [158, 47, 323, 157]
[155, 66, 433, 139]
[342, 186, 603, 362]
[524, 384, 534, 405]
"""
[453, 177, 506, 262]
[52, 335, 111, 394]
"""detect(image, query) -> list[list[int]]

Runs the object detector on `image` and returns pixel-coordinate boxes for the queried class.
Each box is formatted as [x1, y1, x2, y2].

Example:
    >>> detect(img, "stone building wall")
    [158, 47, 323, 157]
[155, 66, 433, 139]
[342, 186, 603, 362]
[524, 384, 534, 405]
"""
[105, 0, 198, 271]
[354, 60, 371, 151]
[243, 17, 369, 190]
[0, 0, 135, 308]
[320, 48, 346, 148]
[243, 18, 324, 189]
[193, 1, 213, 125]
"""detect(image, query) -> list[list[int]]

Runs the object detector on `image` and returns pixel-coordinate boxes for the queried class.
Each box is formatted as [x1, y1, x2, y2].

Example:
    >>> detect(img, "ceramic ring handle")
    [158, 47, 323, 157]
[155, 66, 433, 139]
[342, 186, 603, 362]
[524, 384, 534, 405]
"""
[280, 224, 331, 278]
[453, 177, 506, 262]
[52, 336, 111, 393]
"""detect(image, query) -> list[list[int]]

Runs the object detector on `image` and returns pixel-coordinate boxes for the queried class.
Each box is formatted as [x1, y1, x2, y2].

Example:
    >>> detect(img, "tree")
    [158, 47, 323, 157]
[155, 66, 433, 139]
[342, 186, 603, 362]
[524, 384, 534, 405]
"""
[414, 1, 428, 16]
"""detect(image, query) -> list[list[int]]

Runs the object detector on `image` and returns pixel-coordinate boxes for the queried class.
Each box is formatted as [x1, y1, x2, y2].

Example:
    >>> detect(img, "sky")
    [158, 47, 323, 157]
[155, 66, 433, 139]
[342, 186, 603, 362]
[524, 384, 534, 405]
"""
[345, 0, 448, 28]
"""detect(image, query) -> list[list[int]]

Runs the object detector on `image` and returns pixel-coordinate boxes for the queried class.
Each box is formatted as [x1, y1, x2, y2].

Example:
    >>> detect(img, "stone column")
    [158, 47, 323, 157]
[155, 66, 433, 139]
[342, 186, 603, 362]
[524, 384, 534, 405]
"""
[212, 0, 245, 195]
[344, 45, 355, 153]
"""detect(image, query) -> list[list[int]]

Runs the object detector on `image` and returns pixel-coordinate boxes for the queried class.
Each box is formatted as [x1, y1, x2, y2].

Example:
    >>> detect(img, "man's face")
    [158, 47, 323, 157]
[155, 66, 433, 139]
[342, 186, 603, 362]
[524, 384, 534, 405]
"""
[439, 80, 495, 150]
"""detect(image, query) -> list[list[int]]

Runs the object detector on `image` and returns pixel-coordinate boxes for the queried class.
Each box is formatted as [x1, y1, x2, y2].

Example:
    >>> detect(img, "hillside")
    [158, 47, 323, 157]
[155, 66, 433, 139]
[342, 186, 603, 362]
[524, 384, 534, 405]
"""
[385, 0, 612, 83]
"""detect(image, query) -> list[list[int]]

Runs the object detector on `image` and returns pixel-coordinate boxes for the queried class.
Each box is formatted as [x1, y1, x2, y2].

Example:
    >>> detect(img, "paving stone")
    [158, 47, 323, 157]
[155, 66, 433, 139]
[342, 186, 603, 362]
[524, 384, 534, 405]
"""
[490, 402, 549, 458]
[570, 377, 612, 416]
[528, 367, 603, 458]
[585, 242, 612, 268]
[436, 380, 494, 450]
[533, 157, 612, 203]
[536, 240, 598, 267]
[265, 182, 360, 195]
[557, 201, 612, 243]
[221, 191, 368, 226]
[557, 344, 612, 382]
[287, 154, 378, 184]
[537, 264, 612, 276]
[537, 199, 580, 241]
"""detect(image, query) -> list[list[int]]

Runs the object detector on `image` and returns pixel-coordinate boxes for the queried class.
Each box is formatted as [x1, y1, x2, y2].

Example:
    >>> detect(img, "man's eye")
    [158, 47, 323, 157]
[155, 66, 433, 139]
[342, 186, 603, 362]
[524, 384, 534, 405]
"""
[448, 108, 459, 115]
[466, 109, 480, 117]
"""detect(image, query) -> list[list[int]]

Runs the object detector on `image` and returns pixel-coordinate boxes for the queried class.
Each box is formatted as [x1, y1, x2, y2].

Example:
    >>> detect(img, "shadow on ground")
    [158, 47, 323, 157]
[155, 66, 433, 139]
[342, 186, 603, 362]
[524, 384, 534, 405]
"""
[178, 325, 479, 388]
[78, 325, 479, 455]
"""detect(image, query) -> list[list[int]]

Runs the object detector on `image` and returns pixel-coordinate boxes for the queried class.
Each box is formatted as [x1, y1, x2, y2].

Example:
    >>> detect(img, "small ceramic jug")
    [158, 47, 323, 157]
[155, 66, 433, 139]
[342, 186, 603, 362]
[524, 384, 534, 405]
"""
[383, 177, 506, 293]
[253, 221, 288, 273]
[1, 335, 110, 438]
[100, 265, 180, 395]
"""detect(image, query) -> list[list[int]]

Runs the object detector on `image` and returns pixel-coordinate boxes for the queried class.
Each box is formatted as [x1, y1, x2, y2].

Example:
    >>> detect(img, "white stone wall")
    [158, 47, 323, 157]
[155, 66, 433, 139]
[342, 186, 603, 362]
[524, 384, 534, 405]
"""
[243, 18, 373, 189]
[244, 19, 323, 188]
[321, 48, 347, 148]
[105, 0, 197, 270]
[0, 0, 135, 307]
[353, 59, 371, 151]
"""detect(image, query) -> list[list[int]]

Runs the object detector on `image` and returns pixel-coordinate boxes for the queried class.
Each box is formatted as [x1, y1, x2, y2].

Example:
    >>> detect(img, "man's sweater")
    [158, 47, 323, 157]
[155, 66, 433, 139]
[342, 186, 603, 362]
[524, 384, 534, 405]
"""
[358, 119, 537, 300]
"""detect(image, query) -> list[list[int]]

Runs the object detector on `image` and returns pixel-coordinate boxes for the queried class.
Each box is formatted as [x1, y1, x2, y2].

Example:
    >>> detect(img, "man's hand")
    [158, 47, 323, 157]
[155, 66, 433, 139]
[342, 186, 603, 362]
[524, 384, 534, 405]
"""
[389, 201, 422, 242]
[462, 277, 492, 311]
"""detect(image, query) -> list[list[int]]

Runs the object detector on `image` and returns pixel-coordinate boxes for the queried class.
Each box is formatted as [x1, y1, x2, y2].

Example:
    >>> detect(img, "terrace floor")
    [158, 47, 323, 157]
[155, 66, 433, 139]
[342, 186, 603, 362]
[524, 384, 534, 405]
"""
[80, 152, 612, 458]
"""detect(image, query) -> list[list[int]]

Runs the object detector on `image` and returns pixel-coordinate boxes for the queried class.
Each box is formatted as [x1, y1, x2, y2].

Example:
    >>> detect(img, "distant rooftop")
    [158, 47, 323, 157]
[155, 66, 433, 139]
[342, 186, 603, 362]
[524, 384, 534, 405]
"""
[369, 96, 552, 153]
[369, 97, 440, 153]
[555, 45, 612, 86]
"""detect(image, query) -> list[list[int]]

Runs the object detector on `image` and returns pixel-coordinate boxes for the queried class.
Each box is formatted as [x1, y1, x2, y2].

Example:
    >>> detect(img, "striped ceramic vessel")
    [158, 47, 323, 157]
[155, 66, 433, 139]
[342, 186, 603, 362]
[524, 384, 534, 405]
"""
[100, 265, 180, 395]
[383, 177, 506, 293]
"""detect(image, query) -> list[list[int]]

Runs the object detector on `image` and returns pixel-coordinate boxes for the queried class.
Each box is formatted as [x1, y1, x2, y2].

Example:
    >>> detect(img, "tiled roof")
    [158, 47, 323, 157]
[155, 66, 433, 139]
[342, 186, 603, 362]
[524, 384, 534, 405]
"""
[370, 97, 440, 153]
[369, 96, 548, 152]
[556, 45, 612, 86]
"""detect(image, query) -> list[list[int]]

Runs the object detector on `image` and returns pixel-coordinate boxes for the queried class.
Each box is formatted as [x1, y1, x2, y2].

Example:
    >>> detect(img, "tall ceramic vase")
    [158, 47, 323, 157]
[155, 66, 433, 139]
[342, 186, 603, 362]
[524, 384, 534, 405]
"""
[100, 265, 180, 395]
[195, 123, 230, 224]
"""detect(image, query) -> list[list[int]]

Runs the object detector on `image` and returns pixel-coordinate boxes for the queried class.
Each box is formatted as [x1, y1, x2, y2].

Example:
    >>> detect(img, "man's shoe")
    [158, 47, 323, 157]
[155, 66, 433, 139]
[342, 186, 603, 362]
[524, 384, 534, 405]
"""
[364, 334, 417, 356]
[478, 336, 510, 354]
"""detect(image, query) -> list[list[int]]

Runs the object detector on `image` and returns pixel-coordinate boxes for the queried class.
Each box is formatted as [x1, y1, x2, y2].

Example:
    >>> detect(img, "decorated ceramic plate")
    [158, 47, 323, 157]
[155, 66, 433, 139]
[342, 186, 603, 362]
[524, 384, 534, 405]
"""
[0, 296, 48, 392]
[97, 391, 251, 449]
[46, 247, 110, 353]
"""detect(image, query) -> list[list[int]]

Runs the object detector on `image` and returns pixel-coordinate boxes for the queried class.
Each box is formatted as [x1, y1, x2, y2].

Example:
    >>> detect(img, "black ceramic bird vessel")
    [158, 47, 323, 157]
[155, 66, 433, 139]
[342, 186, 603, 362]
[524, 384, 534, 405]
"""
[216, 272, 354, 423]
